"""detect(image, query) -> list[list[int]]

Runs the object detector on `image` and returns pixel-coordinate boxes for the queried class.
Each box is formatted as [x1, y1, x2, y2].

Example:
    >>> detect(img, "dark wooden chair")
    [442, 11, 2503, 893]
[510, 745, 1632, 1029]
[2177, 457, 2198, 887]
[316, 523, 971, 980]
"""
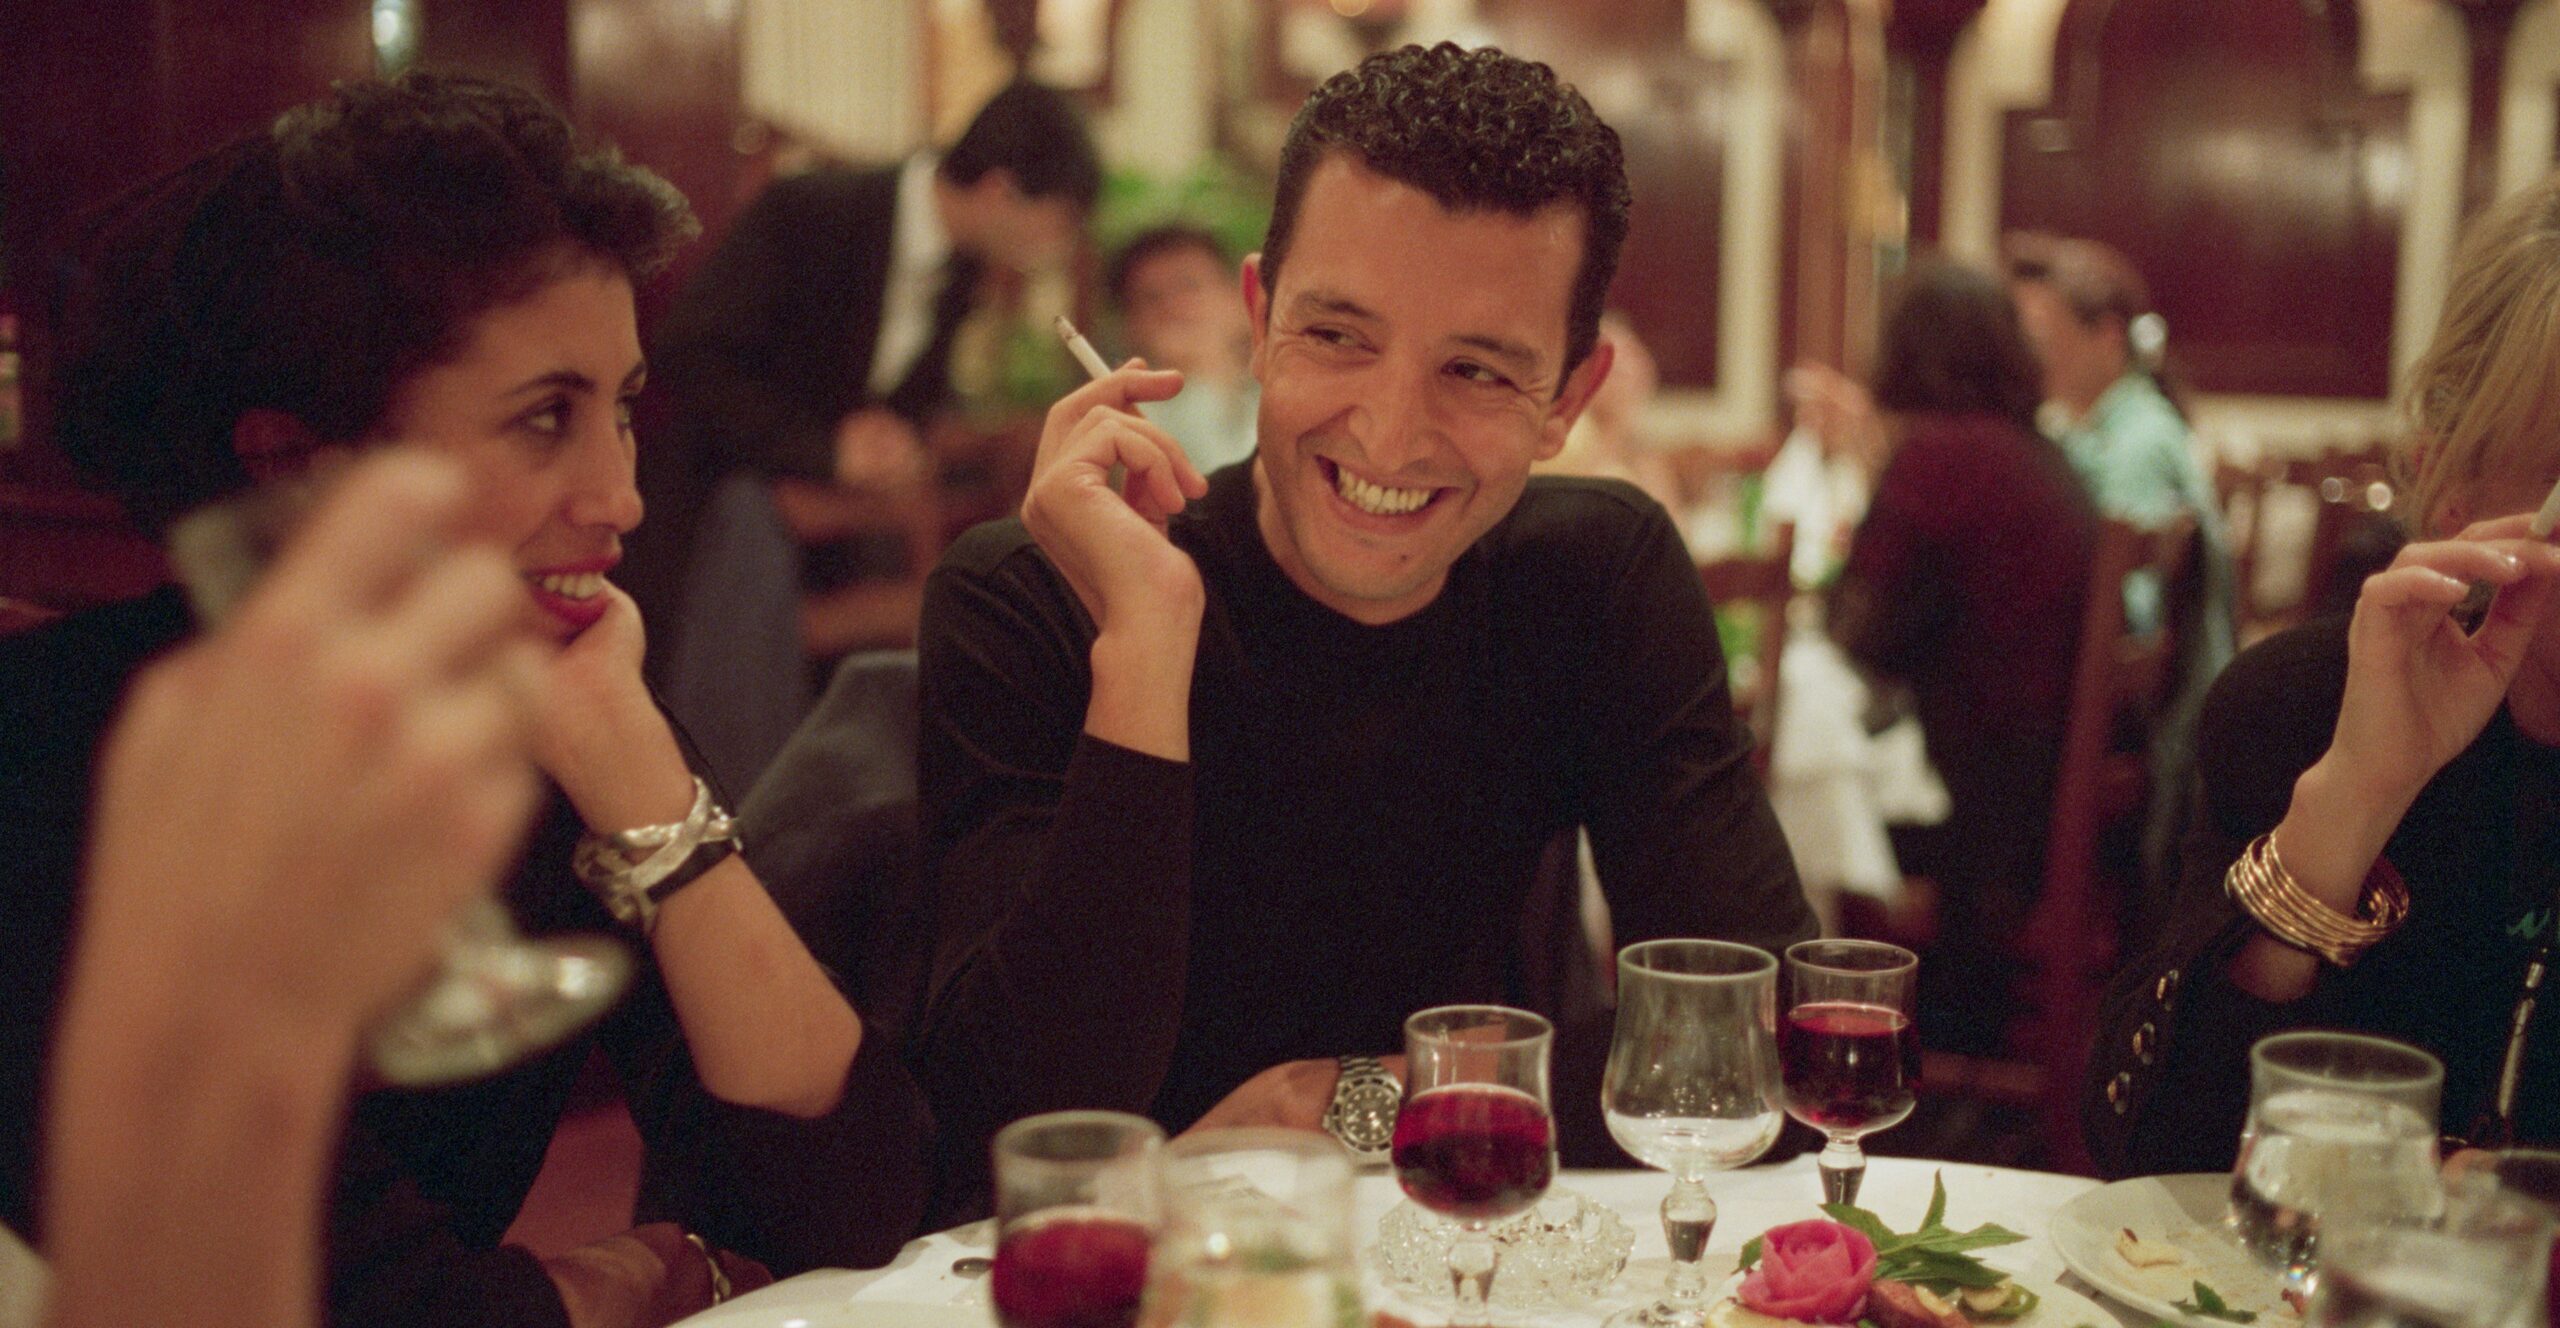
[2023, 514, 2198, 1171]
[1698, 522, 1797, 773]
[1899, 516, 2197, 1173]
[2215, 456, 2274, 636]
[2241, 443, 2401, 639]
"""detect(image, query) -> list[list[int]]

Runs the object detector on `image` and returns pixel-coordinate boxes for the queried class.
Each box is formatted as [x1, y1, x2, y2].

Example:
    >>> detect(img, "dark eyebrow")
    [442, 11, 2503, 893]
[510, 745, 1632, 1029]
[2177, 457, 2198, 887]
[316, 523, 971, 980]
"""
[504, 369, 598, 399]
[1454, 333, 1541, 376]
[504, 359, 647, 398]
[1286, 290, 1380, 324]
[1288, 290, 1545, 377]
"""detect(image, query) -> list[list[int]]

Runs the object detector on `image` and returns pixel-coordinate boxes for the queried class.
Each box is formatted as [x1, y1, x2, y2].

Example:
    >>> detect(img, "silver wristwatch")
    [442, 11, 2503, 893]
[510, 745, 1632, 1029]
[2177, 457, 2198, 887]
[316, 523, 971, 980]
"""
[1322, 1054, 1401, 1164]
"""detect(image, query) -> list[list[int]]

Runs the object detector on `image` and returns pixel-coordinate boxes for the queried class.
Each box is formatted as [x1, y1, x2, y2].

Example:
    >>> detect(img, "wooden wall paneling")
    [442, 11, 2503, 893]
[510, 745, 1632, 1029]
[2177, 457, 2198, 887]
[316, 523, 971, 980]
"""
[0, 0, 373, 608]
[1598, 50, 1731, 392]
[1476, 1, 1729, 391]
[568, 0, 747, 331]
[418, 0, 574, 105]
[1885, 0, 1986, 252]
[2496, 0, 2560, 195]
[0, 487, 164, 609]
[1779, 0, 1859, 374]
[2, 0, 374, 481]
[2000, 0, 2404, 401]
[2448, 1, 2528, 216]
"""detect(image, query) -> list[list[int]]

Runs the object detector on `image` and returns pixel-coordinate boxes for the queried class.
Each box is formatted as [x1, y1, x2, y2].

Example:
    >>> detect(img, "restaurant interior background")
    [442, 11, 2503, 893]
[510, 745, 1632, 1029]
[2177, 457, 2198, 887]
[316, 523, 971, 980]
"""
[6, 0, 2558, 617]
[1, 0, 2557, 1205]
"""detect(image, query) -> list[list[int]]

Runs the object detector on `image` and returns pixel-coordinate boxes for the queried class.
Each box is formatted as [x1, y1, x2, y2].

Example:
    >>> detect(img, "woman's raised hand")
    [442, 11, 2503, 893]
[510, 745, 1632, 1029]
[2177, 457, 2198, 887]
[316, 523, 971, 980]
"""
[2236, 515, 2560, 1001]
[530, 579, 698, 836]
[2327, 513, 2560, 817]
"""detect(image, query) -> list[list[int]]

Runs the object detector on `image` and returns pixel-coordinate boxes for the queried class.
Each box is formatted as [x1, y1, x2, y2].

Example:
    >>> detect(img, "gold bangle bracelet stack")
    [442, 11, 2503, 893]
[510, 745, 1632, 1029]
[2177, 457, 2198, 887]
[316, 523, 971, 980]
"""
[2223, 832, 2410, 967]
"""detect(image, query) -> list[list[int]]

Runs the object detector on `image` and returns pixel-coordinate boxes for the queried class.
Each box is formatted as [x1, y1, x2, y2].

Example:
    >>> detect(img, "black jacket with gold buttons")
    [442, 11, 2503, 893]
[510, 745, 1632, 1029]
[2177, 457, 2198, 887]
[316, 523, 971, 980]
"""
[2086, 617, 2560, 1176]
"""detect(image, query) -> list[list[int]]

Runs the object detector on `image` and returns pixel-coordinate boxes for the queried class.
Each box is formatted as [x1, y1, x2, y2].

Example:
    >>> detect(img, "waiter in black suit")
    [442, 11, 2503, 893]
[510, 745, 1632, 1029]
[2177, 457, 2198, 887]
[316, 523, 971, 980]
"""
[626, 80, 1099, 785]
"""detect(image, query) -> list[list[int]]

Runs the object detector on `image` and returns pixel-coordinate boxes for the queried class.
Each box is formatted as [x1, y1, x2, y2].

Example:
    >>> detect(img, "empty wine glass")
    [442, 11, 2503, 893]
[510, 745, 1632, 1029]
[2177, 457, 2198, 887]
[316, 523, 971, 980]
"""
[168, 485, 631, 1087]
[991, 1110, 1164, 1328]
[1779, 940, 1919, 1207]
[1394, 1005, 1556, 1328]
[1603, 940, 1783, 1328]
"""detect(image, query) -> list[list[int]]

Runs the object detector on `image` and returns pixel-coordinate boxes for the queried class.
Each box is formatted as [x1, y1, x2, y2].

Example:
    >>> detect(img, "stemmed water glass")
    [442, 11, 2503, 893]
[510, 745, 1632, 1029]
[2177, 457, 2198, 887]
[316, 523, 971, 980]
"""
[989, 1110, 1164, 1328]
[168, 480, 632, 1087]
[1393, 1005, 1557, 1328]
[1778, 939, 1919, 1207]
[1602, 940, 1784, 1328]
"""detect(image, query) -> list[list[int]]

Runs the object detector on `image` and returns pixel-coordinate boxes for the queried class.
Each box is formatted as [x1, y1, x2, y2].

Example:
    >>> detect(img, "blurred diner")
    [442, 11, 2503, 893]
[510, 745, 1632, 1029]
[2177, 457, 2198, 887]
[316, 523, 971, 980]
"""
[629, 80, 1101, 795]
[1829, 260, 2098, 1057]
[1106, 223, 1260, 474]
[2006, 233, 2239, 911]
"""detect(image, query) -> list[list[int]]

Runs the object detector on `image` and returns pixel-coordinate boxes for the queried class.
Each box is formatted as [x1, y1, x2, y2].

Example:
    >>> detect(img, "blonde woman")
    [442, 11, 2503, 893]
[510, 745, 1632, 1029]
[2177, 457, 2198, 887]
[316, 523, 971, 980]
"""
[2087, 173, 2560, 1174]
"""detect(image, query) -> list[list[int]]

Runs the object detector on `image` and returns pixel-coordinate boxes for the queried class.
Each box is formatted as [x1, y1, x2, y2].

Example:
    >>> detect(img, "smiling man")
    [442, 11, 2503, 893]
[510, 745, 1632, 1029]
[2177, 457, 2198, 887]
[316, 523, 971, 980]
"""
[914, 43, 1811, 1206]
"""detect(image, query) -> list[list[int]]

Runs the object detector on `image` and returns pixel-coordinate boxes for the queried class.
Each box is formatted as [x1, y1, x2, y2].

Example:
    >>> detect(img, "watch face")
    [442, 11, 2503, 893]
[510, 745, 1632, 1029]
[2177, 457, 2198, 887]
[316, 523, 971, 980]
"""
[1339, 1080, 1402, 1149]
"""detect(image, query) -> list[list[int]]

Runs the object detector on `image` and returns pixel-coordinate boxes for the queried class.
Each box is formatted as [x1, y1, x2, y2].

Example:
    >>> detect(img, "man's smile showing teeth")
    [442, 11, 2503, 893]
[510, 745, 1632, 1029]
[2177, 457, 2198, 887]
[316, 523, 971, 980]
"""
[530, 571, 607, 600]
[1330, 461, 1434, 516]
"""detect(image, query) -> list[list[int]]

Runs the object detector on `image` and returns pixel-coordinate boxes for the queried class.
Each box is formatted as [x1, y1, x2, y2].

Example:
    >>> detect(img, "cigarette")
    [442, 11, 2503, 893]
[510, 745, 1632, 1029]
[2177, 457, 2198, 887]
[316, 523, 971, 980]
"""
[1054, 314, 1113, 382]
[2533, 472, 2560, 538]
[2453, 474, 2560, 622]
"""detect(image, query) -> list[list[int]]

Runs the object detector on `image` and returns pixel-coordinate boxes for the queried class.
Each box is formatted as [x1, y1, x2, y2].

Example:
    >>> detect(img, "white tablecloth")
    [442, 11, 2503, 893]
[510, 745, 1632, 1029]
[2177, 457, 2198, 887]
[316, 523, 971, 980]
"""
[679, 1154, 2130, 1326]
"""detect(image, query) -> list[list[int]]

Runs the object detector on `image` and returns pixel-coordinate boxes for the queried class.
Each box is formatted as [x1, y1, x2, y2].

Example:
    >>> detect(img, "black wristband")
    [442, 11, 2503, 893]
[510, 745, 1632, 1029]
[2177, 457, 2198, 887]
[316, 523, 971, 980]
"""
[636, 836, 739, 933]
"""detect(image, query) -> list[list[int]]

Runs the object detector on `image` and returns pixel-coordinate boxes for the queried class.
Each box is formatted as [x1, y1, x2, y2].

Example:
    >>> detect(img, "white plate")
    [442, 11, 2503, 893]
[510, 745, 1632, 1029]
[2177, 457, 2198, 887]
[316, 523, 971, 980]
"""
[1952, 1275, 2116, 1328]
[674, 1302, 980, 1328]
[1709, 1270, 2118, 1328]
[2049, 1174, 2293, 1327]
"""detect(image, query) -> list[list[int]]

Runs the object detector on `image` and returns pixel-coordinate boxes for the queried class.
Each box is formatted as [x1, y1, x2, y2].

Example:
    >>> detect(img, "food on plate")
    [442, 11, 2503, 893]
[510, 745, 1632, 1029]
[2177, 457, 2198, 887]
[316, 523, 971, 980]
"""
[1739, 1219, 1878, 1323]
[2170, 1280, 2259, 1324]
[2114, 1229, 2186, 1270]
[1721, 1176, 2040, 1328]
[1868, 1278, 1971, 1328]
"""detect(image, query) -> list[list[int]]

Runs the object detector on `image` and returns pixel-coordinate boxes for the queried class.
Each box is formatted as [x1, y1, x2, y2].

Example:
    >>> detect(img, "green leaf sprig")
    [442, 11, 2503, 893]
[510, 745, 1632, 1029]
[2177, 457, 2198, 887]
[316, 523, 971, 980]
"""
[2170, 1281, 2257, 1324]
[1738, 1173, 2028, 1295]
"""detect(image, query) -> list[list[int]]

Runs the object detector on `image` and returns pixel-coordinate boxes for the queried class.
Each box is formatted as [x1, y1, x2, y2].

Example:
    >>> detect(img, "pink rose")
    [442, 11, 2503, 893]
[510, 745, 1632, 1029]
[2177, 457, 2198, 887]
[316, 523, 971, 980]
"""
[1738, 1219, 1878, 1324]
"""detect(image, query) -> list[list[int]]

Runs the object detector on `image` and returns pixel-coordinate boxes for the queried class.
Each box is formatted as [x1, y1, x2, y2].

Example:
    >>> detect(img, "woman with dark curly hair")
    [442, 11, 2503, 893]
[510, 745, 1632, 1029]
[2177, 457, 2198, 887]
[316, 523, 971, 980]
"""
[0, 72, 931, 1327]
[1829, 260, 2098, 1055]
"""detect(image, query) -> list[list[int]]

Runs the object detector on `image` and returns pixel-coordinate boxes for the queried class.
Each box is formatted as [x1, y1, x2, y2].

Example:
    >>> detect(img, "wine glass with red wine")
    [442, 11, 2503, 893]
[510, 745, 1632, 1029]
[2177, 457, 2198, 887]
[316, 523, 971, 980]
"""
[990, 1110, 1164, 1328]
[1393, 1005, 1557, 1328]
[1779, 940, 1919, 1207]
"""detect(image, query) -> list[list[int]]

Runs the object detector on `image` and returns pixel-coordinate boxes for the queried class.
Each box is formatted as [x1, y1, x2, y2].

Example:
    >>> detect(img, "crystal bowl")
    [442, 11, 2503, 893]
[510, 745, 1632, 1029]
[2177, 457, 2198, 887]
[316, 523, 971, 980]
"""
[1373, 1188, 1633, 1309]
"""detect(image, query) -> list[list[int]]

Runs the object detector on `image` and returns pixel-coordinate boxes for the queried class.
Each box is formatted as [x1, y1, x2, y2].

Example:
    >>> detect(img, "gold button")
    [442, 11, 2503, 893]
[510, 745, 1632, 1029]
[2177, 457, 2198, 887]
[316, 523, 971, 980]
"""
[2133, 1023, 2157, 1064]
[2155, 970, 2181, 1003]
[2107, 1071, 2132, 1112]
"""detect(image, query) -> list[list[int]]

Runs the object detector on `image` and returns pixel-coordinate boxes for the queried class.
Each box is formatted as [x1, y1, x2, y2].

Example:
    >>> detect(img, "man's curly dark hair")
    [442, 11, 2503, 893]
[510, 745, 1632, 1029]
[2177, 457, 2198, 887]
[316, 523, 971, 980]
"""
[1258, 42, 1630, 381]
[54, 70, 698, 537]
